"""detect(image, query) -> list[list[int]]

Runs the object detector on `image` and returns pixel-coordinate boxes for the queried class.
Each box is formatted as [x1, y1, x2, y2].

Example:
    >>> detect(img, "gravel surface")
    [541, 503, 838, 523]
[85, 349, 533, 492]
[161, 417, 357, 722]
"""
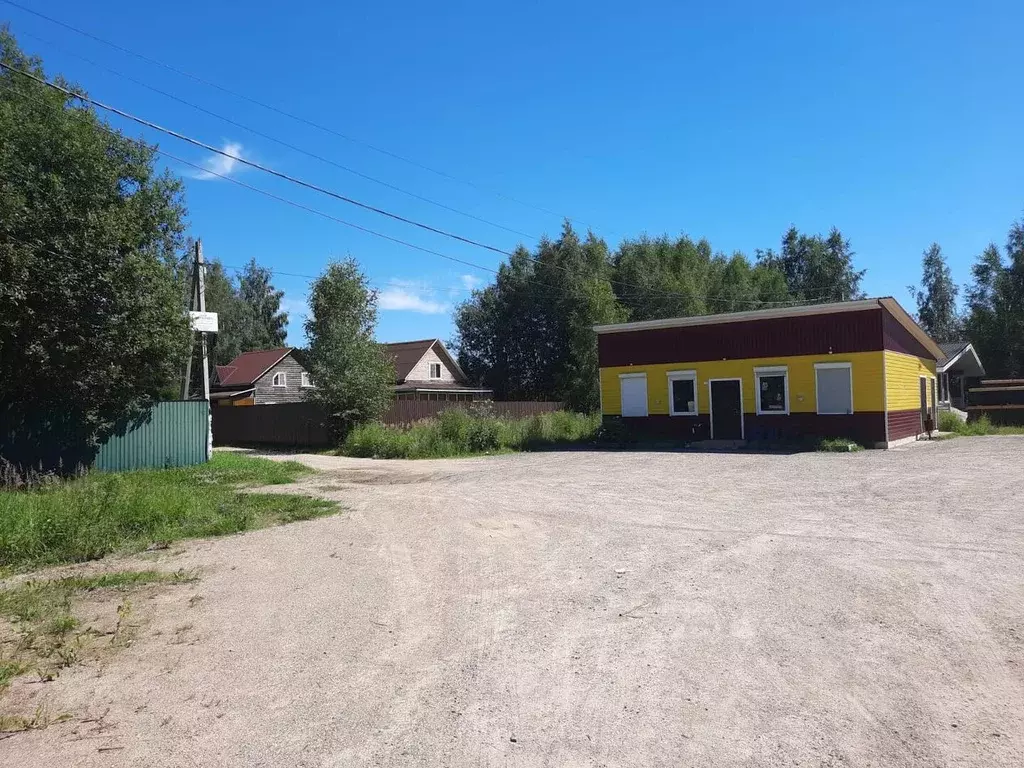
[4, 437, 1023, 766]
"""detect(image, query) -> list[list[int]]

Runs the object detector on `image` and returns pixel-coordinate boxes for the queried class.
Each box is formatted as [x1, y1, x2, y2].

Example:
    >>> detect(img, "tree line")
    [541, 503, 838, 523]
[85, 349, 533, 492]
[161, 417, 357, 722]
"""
[909, 218, 1024, 378]
[3, 24, 1021, 472]
[454, 223, 865, 410]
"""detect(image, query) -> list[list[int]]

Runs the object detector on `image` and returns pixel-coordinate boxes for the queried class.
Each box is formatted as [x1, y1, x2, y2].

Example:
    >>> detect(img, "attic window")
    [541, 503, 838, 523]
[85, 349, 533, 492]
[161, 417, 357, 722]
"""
[272, 372, 287, 387]
[301, 372, 314, 388]
[428, 362, 442, 379]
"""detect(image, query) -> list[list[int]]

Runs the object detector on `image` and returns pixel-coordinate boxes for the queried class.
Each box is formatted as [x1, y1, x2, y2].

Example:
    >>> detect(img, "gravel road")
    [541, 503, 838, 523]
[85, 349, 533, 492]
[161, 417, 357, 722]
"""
[4, 437, 1023, 767]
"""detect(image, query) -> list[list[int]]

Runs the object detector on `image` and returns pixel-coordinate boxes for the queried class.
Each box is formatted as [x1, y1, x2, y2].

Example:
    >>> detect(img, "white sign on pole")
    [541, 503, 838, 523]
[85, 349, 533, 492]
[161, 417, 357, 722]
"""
[188, 311, 219, 333]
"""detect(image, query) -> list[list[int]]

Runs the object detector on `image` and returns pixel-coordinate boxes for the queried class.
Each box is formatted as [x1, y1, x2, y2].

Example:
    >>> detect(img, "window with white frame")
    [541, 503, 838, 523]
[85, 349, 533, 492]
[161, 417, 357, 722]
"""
[428, 362, 442, 379]
[272, 372, 287, 387]
[619, 373, 648, 417]
[667, 370, 698, 416]
[301, 372, 315, 388]
[815, 363, 853, 414]
[754, 366, 789, 414]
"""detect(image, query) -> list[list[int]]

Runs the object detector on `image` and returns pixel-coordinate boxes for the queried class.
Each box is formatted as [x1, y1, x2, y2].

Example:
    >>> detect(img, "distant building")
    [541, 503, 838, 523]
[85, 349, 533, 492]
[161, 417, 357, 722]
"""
[211, 348, 312, 406]
[594, 297, 944, 448]
[936, 341, 985, 410]
[384, 339, 492, 402]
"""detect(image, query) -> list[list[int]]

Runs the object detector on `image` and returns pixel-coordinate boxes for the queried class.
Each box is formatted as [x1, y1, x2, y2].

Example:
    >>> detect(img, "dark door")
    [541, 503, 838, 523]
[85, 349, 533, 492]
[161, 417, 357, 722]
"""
[919, 377, 928, 431]
[710, 380, 743, 440]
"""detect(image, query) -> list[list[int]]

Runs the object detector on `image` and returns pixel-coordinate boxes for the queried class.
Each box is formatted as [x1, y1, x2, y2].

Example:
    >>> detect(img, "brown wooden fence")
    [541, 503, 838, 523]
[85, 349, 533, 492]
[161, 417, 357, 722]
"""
[212, 402, 332, 447]
[212, 400, 564, 447]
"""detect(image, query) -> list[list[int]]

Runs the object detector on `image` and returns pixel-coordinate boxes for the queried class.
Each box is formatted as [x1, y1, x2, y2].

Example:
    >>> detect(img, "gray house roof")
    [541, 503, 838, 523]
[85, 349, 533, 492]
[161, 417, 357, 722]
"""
[936, 341, 985, 376]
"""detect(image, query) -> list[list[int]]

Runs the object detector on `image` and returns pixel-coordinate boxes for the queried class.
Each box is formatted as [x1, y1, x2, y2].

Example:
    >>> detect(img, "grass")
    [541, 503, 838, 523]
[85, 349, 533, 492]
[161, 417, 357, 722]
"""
[0, 452, 335, 572]
[0, 569, 195, 703]
[938, 412, 1024, 436]
[815, 437, 865, 452]
[341, 410, 602, 459]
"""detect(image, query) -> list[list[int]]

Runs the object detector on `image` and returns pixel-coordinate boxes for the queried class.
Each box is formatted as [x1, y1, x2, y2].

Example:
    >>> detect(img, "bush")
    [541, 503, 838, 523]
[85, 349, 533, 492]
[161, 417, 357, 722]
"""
[816, 437, 863, 452]
[340, 410, 601, 459]
[938, 410, 964, 432]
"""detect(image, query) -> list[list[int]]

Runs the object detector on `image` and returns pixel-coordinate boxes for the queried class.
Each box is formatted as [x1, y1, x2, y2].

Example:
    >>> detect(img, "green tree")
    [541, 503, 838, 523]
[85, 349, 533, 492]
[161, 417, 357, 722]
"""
[1000, 218, 1024, 375]
[305, 259, 393, 434]
[758, 226, 865, 302]
[238, 258, 288, 349]
[455, 222, 624, 410]
[908, 243, 960, 341]
[963, 242, 1009, 377]
[0, 28, 191, 470]
[612, 235, 792, 321]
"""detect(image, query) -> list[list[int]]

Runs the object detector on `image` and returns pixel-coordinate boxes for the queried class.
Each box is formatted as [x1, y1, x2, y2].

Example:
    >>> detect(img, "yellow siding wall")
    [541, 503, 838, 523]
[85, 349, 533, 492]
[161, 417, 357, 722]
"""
[600, 351, 885, 416]
[884, 351, 937, 411]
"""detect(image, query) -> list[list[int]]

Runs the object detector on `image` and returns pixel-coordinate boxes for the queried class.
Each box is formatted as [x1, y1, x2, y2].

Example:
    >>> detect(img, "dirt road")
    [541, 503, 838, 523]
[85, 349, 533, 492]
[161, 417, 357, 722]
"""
[5, 438, 1023, 766]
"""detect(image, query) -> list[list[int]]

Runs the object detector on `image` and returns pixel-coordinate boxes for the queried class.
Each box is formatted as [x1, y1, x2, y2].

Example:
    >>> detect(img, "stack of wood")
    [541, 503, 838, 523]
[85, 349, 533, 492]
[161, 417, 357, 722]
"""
[968, 379, 1024, 425]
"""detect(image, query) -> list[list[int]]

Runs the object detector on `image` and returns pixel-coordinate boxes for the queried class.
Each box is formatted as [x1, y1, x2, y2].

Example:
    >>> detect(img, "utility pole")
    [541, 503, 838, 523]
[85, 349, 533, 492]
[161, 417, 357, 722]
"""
[182, 240, 211, 402]
[182, 239, 216, 461]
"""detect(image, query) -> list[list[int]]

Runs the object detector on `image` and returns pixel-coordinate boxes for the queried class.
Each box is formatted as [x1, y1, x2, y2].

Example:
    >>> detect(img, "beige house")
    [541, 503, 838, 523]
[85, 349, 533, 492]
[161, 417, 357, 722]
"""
[384, 339, 492, 401]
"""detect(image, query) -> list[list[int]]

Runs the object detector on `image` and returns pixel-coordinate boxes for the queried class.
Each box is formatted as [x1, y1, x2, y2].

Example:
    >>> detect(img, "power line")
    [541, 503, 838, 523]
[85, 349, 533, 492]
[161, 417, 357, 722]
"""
[0, 0, 612, 235]
[1, 75, 837, 309]
[12, 28, 539, 242]
[0, 61, 517, 259]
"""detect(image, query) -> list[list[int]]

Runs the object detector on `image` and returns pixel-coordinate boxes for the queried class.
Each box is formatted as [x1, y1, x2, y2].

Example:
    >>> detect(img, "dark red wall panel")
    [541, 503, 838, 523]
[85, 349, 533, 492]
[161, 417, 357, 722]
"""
[882, 311, 933, 360]
[745, 413, 886, 446]
[605, 415, 711, 441]
[887, 409, 922, 441]
[599, 309, 884, 367]
[606, 413, 886, 446]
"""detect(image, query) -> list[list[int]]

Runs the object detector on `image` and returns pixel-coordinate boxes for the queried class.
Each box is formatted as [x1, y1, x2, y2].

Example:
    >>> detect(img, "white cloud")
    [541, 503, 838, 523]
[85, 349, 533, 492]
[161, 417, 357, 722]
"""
[460, 274, 483, 291]
[280, 295, 309, 322]
[190, 141, 246, 181]
[378, 280, 448, 314]
[379, 288, 447, 314]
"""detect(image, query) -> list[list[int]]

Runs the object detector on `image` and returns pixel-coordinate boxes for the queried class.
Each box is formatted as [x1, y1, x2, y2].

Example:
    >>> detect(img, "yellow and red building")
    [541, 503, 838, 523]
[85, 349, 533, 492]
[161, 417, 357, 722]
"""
[595, 298, 943, 448]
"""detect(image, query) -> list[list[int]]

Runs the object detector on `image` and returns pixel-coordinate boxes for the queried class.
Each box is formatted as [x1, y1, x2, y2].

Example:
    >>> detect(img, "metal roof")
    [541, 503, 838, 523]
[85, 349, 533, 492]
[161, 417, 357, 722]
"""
[383, 339, 468, 383]
[593, 297, 945, 361]
[215, 348, 292, 387]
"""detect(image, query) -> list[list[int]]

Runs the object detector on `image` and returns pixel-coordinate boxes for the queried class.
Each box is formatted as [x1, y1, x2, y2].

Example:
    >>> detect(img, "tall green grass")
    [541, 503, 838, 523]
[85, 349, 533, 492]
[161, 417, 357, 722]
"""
[342, 410, 601, 459]
[938, 411, 1024, 436]
[0, 453, 334, 572]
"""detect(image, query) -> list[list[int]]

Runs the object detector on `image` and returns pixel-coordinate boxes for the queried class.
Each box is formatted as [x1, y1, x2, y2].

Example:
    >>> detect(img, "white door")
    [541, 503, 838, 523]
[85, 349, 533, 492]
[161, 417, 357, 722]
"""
[620, 374, 648, 417]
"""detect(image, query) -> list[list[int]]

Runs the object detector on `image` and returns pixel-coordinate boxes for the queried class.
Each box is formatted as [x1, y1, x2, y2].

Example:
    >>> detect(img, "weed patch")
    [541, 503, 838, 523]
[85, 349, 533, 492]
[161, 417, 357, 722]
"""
[0, 569, 195, 698]
[341, 410, 601, 459]
[938, 413, 1024, 437]
[816, 437, 864, 452]
[0, 453, 335, 571]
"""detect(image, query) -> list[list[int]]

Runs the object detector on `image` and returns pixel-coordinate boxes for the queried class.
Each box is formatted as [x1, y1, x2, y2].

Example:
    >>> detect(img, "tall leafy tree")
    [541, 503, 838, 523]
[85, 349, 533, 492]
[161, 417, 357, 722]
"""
[455, 222, 624, 410]
[201, 260, 251, 366]
[908, 243, 960, 341]
[963, 243, 1006, 375]
[0, 28, 191, 470]
[613, 235, 792, 321]
[1000, 218, 1024, 376]
[305, 259, 393, 434]
[238, 258, 288, 348]
[758, 226, 865, 302]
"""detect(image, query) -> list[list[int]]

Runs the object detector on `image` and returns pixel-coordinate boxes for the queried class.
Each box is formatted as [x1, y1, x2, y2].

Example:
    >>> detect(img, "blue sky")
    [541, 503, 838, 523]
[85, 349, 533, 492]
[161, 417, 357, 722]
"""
[5, 1, 1023, 346]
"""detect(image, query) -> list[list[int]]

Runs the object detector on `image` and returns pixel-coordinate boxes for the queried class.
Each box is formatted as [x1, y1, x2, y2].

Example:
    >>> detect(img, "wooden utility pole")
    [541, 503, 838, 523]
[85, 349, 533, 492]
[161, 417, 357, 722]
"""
[181, 240, 211, 402]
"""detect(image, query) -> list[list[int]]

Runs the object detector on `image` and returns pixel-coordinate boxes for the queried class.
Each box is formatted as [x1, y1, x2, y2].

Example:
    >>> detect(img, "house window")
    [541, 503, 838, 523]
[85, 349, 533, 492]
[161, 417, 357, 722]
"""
[619, 373, 648, 417]
[272, 372, 287, 387]
[667, 370, 698, 416]
[754, 366, 789, 415]
[428, 362, 442, 379]
[301, 372, 315, 388]
[815, 363, 853, 415]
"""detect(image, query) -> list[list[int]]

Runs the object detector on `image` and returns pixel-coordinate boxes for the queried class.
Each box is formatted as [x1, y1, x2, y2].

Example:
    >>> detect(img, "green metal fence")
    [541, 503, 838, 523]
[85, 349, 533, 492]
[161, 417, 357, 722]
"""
[93, 401, 210, 471]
